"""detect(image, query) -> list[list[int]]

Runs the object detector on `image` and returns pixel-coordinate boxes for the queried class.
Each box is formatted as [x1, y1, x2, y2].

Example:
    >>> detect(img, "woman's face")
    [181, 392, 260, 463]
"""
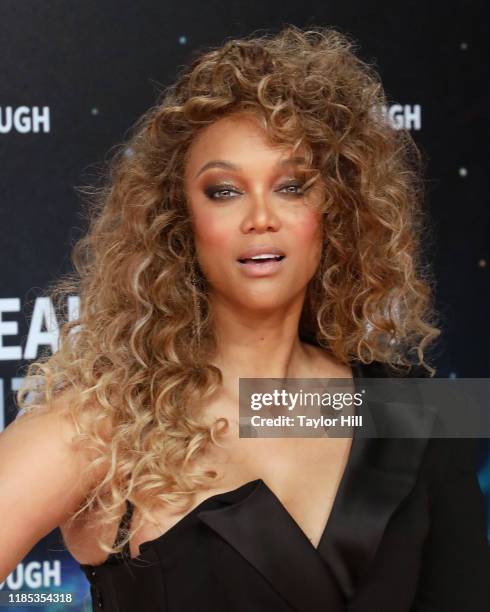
[184, 113, 325, 313]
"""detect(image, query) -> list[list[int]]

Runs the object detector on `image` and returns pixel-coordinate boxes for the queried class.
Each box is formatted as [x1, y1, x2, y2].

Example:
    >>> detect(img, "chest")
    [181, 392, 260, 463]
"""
[63, 414, 353, 564]
[131, 433, 353, 555]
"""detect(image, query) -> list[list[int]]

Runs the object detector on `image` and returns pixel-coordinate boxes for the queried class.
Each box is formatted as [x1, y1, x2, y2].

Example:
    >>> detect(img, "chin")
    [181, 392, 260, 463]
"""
[236, 291, 293, 313]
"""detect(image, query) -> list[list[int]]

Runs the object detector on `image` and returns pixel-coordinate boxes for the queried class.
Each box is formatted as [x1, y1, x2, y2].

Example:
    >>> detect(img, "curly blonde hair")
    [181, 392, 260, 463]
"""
[17, 25, 441, 555]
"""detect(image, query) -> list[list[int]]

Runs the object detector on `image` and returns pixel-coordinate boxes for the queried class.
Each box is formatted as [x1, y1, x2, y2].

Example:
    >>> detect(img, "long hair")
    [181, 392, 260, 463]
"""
[17, 25, 441, 555]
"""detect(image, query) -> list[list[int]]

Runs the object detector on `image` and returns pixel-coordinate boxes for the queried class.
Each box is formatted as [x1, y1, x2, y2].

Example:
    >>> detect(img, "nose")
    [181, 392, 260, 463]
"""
[240, 191, 281, 234]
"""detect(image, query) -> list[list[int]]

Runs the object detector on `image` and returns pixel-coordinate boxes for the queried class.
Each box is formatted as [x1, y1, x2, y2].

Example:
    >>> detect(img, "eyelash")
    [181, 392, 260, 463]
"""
[204, 182, 306, 201]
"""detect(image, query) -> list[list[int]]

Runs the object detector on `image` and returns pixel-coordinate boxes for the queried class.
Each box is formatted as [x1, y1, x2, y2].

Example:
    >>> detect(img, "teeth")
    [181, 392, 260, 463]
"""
[250, 254, 281, 260]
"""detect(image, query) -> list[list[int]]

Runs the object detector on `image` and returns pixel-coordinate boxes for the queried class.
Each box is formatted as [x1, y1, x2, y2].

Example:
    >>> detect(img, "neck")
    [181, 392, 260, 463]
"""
[209, 292, 315, 381]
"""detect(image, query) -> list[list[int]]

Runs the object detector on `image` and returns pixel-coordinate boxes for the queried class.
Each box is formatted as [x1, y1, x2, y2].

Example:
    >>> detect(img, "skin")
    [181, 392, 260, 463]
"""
[0, 113, 356, 577]
[184, 112, 346, 386]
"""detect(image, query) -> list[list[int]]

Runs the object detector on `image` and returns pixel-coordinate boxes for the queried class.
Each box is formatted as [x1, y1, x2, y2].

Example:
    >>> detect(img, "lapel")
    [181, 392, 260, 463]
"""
[197, 360, 435, 611]
[199, 479, 345, 611]
[318, 361, 435, 602]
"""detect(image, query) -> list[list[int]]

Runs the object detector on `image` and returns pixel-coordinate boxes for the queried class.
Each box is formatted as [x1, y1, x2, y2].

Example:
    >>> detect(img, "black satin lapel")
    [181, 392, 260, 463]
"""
[197, 479, 345, 612]
[317, 361, 436, 600]
[317, 436, 431, 600]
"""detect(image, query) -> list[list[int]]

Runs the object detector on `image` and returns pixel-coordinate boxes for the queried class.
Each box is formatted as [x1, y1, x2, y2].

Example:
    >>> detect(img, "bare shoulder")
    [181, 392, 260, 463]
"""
[9, 385, 111, 478]
[0, 387, 111, 581]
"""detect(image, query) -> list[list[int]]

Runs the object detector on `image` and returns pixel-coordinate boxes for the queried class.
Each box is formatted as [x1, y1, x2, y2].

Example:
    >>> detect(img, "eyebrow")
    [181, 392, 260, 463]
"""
[194, 156, 307, 179]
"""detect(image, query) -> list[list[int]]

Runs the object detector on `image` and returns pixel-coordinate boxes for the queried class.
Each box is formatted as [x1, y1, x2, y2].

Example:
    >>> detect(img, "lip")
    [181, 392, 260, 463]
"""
[236, 245, 286, 260]
[236, 253, 286, 278]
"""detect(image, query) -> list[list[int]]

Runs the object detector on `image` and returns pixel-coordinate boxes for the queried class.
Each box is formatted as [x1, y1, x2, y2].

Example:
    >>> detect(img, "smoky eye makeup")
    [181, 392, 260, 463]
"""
[277, 178, 307, 192]
[201, 173, 312, 201]
[275, 174, 317, 198]
[203, 182, 243, 200]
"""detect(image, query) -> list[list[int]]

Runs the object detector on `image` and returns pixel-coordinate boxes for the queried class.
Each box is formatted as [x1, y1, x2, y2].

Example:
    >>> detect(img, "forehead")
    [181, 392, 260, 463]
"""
[184, 113, 301, 175]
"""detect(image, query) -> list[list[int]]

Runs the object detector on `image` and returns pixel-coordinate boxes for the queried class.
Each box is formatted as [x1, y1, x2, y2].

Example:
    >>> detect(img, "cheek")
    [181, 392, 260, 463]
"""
[192, 213, 234, 261]
[290, 210, 323, 256]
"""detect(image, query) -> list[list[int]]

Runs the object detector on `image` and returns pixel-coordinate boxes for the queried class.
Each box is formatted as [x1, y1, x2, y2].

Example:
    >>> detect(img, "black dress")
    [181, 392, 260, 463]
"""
[79, 361, 490, 611]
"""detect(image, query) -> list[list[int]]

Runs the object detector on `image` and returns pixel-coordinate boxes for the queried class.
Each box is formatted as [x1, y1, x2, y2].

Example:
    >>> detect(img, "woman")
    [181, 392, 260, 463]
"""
[1, 25, 489, 611]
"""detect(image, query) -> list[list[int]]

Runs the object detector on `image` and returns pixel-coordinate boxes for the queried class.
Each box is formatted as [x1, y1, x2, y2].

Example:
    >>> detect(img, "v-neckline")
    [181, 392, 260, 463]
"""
[81, 359, 365, 567]
[81, 359, 435, 612]
[139, 360, 364, 557]
[244, 359, 363, 551]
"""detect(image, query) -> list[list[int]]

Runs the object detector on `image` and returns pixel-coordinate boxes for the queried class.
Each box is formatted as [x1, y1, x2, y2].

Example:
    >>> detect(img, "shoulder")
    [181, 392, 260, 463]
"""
[5, 386, 84, 458]
[426, 437, 484, 480]
[357, 361, 481, 478]
[4, 386, 111, 498]
[0, 387, 111, 581]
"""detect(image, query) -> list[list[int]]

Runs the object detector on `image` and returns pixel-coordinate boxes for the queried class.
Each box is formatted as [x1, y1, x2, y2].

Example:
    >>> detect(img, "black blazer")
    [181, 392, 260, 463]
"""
[79, 360, 490, 611]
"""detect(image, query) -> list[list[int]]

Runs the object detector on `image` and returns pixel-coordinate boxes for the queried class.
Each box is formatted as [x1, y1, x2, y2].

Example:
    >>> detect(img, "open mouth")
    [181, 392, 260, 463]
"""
[237, 255, 286, 264]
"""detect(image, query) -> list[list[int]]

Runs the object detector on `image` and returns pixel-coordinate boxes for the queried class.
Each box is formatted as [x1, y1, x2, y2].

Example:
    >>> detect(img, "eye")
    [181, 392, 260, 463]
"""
[204, 184, 242, 200]
[277, 182, 306, 196]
